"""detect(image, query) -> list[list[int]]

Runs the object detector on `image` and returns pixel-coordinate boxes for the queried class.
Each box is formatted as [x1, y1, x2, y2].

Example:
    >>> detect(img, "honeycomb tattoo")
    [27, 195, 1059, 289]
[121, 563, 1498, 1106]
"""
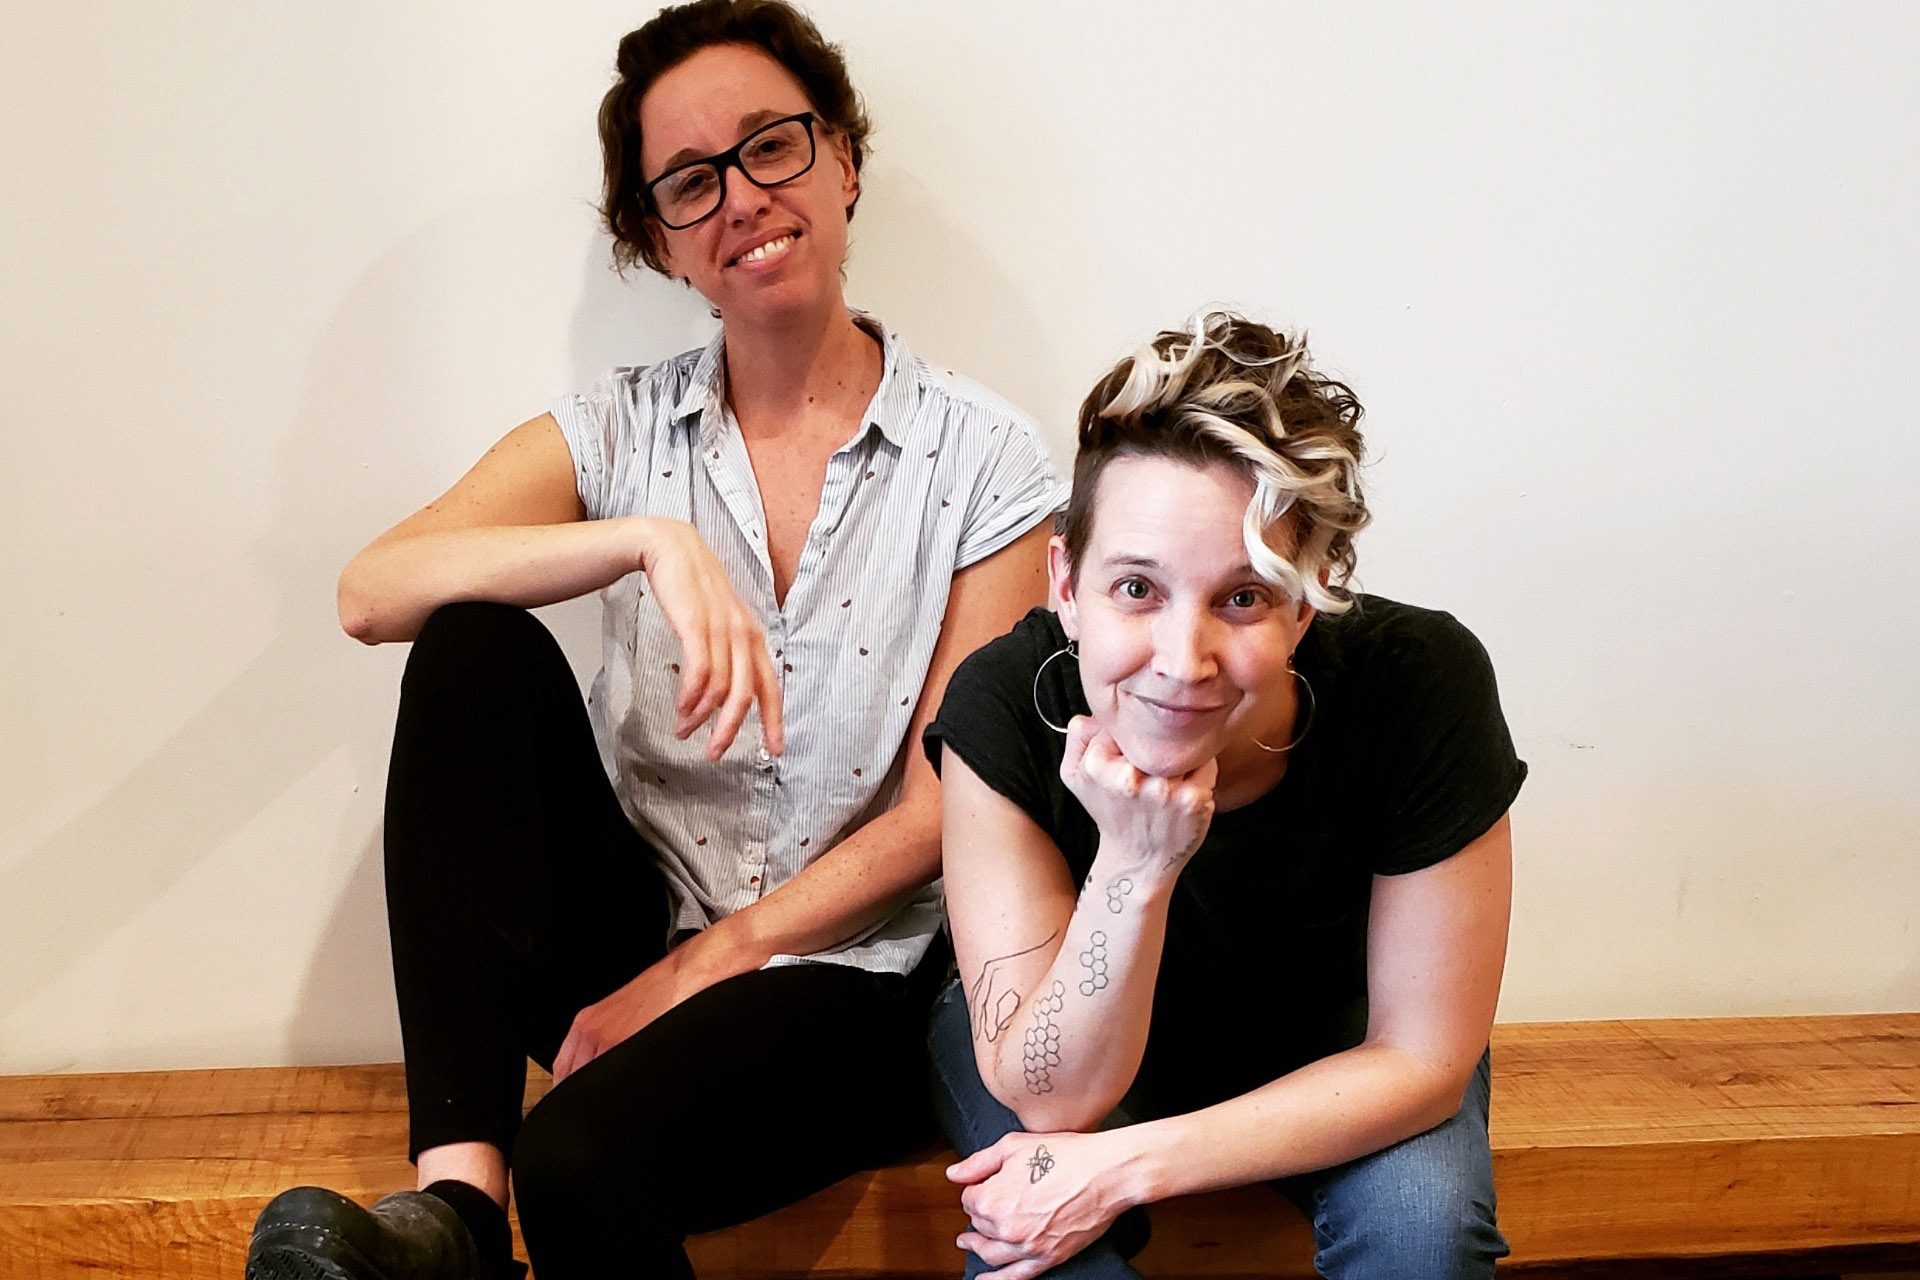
[1023, 981, 1066, 1094]
[1105, 877, 1134, 914]
[1078, 931, 1109, 996]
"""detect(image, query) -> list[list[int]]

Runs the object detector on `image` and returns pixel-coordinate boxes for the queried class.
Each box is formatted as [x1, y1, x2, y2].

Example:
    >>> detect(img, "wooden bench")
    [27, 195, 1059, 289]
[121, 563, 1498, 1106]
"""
[3, 1015, 1917, 1278]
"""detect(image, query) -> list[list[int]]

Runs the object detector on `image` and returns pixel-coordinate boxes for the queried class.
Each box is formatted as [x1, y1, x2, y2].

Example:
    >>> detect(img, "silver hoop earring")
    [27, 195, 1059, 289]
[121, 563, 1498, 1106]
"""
[1253, 664, 1316, 753]
[1032, 642, 1078, 735]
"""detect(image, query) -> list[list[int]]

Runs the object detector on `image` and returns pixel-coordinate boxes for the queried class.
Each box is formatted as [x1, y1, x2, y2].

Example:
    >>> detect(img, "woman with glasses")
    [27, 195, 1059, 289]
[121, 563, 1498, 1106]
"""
[924, 311, 1523, 1280]
[245, 3, 1062, 1279]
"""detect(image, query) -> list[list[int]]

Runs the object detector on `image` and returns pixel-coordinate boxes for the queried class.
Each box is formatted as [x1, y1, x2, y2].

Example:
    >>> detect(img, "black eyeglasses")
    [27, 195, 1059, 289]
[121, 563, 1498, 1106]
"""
[644, 112, 820, 230]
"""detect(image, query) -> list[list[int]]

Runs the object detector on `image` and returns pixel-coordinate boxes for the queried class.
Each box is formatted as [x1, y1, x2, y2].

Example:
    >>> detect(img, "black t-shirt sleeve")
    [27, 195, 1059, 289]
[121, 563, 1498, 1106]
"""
[922, 610, 1062, 836]
[1362, 612, 1527, 876]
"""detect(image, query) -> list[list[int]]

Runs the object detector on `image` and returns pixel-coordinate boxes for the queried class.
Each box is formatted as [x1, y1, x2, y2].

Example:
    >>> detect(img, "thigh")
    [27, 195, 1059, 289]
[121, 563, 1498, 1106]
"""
[1279, 1051, 1507, 1280]
[517, 961, 937, 1234]
[385, 602, 674, 1059]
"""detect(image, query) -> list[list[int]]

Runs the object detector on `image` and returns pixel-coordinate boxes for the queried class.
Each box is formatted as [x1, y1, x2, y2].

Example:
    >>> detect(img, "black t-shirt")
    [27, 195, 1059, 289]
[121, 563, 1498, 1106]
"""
[923, 596, 1527, 1117]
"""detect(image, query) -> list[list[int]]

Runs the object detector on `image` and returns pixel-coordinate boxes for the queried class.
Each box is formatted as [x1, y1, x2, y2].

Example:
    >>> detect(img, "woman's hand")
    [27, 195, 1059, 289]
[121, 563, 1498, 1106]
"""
[948, 1129, 1141, 1280]
[549, 925, 757, 1082]
[632, 516, 784, 760]
[551, 954, 687, 1084]
[1059, 716, 1216, 877]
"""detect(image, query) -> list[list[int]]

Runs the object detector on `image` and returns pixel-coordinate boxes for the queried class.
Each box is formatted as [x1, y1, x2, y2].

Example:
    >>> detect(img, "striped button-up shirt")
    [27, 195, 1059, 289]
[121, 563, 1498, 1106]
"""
[551, 316, 1068, 975]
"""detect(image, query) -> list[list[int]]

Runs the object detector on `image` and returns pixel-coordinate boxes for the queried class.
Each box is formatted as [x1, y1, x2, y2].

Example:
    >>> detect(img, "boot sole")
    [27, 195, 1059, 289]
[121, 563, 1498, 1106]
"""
[246, 1188, 390, 1280]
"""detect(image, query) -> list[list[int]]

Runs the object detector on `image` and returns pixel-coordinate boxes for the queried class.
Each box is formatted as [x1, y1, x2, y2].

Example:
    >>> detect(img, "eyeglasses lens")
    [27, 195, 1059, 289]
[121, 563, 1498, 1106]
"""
[652, 117, 816, 229]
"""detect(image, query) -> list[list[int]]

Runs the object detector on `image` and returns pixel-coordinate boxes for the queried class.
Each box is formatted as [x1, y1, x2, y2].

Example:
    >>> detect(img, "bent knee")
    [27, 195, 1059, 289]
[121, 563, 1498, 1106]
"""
[1309, 1141, 1505, 1279]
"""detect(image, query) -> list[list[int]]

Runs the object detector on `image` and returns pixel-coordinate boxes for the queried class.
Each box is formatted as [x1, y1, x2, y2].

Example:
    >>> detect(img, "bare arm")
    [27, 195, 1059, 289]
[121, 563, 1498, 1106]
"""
[340, 414, 780, 756]
[1119, 813, 1513, 1194]
[552, 521, 1053, 1078]
[946, 715, 1220, 1132]
[339, 414, 599, 642]
[694, 521, 1054, 972]
[949, 816, 1514, 1280]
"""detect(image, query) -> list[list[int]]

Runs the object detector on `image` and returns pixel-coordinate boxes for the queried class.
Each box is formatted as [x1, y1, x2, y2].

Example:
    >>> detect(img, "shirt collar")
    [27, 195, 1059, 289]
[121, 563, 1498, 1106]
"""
[668, 313, 924, 448]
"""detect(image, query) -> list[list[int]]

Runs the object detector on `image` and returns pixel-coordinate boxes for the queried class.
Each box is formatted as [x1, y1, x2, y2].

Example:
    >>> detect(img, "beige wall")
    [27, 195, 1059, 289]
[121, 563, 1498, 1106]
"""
[2, 1, 1915, 1073]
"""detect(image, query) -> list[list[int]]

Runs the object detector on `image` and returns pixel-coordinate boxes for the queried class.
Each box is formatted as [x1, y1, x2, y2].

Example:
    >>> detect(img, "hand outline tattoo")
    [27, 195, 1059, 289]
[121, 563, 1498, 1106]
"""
[968, 932, 1058, 1044]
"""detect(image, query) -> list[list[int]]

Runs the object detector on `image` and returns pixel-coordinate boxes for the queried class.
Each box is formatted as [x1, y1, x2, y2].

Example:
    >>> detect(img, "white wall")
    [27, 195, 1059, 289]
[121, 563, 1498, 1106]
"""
[2, 1, 1914, 1074]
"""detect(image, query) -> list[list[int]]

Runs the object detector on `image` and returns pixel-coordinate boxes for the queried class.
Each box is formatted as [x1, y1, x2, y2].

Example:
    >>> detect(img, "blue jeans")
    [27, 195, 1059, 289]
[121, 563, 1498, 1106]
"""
[927, 979, 1508, 1280]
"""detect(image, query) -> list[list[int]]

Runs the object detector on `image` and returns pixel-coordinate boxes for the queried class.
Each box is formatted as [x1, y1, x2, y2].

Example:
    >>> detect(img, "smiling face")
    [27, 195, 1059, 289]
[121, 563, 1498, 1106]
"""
[1051, 455, 1316, 788]
[637, 43, 858, 327]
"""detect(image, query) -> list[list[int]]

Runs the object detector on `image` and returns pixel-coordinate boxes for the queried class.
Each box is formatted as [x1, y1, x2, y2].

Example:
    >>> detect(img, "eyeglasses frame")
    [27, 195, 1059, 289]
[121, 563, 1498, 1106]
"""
[643, 111, 822, 231]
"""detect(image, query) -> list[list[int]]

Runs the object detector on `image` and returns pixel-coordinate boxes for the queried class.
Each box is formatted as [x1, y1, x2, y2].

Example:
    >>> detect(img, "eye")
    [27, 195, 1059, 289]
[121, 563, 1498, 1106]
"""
[1227, 588, 1263, 609]
[663, 168, 714, 201]
[1117, 577, 1151, 601]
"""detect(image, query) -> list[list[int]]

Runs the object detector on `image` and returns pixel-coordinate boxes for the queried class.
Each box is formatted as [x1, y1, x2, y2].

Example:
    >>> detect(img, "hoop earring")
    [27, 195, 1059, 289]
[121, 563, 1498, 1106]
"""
[1253, 664, 1316, 753]
[1032, 642, 1078, 735]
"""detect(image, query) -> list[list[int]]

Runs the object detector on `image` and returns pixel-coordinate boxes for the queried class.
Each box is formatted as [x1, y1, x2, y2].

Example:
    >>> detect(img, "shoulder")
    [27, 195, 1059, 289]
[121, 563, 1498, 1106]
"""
[888, 332, 1044, 441]
[1307, 594, 1498, 689]
[573, 346, 706, 420]
[947, 606, 1069, 701]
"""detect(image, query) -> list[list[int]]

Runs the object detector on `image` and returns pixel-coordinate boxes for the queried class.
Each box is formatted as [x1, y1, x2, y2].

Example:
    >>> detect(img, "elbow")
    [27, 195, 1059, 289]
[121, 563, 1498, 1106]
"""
[990, 1067, 1118, 1135]
[336, 562, 393, 645]
[1010, 1096, 1111, 1135]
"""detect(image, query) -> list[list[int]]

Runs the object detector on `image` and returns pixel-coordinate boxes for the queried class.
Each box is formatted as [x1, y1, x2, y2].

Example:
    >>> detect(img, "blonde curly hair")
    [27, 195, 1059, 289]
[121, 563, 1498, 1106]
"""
[1059, 309, 1370, 614]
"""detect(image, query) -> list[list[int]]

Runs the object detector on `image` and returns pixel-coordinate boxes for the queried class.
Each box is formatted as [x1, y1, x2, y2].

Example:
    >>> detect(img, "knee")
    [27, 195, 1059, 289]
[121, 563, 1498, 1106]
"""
[408, 602, 553, 683]
[1309, 1144, 1506, 1280]
[396, 602, 573, 732]
[926, 980, 1026, 1157]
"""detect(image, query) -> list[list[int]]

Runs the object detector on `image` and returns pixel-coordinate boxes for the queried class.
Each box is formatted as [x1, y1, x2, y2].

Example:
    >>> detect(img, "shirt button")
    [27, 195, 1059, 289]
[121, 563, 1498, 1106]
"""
[754, 747, 774, 770]
[750, 875, 760, 885]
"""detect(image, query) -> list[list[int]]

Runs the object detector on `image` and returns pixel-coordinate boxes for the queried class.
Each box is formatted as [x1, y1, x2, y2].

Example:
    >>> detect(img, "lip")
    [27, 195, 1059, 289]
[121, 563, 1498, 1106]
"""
[1129, 691, 1229, 726]
[725, 227, 802, 269]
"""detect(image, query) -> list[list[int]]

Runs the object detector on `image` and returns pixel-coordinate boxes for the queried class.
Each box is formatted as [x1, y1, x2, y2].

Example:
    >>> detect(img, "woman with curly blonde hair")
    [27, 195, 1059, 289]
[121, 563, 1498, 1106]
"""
[925, 310, 1524, 1279]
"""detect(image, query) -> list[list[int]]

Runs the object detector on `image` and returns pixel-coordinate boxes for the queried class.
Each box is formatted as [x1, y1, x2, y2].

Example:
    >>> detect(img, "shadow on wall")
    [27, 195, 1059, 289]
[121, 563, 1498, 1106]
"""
[847, 164, 1072, 449]
[0, 193, 704, 1066]
[285, 225, 708, 1062]
[285, 159, 1071, 1078]
[4, 147, 1061, 1070]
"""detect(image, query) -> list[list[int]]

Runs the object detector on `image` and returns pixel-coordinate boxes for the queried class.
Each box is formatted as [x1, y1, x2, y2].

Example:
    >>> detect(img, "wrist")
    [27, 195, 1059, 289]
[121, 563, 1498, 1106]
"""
[687, 910, 772, 983]
[1090, 840, 1179, 893]
[1109, 1116, 1183, 1209]
[625, 516, 665, 575]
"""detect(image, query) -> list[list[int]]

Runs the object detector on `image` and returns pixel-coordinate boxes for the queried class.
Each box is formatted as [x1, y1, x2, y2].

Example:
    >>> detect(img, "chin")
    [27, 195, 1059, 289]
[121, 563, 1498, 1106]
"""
[1110, 724, 1219, 780]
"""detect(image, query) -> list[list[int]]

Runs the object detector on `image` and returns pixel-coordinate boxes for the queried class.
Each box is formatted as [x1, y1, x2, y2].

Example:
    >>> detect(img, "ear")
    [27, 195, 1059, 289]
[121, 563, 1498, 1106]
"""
[829, 131, 860, 210]
[1046, 536, 1079, 641]
[642, 214, 679, 280]
[1287, 595, 1317, 653]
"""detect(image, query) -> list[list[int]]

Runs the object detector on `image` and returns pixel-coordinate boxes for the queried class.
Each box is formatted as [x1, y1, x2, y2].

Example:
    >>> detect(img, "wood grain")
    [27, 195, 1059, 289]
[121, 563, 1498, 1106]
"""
[2, 1015, 1915, 1278]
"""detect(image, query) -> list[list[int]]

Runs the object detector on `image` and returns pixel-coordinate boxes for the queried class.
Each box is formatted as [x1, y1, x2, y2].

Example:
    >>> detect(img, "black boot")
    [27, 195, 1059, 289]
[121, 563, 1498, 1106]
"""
[245, 1186, 522, 1280]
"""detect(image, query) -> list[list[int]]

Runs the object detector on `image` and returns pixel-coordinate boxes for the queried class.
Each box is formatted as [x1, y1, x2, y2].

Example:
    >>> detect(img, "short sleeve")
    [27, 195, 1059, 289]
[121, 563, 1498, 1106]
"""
[549, 379, 627, 520]
[954, 412, 1070, 570]
[1364, 614, 1527, 876]
[923, 613, 1061, 835]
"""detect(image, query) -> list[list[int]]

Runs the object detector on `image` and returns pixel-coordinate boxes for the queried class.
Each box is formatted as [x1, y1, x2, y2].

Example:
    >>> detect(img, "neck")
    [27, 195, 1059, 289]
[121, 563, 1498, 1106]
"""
[1212, 680, 1300, 811]
[720, 295, 878, 436]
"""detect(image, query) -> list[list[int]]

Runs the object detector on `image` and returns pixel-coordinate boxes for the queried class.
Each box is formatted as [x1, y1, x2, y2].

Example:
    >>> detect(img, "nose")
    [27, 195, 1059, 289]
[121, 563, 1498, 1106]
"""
[1152, 606, 1219, 685]
[719, 158, 771, 225]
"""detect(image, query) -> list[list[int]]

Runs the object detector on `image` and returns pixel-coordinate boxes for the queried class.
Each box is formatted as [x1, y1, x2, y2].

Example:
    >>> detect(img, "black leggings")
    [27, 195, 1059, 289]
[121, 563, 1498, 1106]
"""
[384, 603, 940, 1279]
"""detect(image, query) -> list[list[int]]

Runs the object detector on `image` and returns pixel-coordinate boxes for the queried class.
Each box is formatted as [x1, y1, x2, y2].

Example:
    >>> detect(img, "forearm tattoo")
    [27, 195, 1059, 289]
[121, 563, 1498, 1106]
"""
[1027, 1144, 1056, 1183]
[1105, 877, 1134, 914]
[1078, 931, 1109, 996]
[1164, 830, 1205, 872]
[1023, 981, 1066, 1094]
[968, 932, 1058, 1043]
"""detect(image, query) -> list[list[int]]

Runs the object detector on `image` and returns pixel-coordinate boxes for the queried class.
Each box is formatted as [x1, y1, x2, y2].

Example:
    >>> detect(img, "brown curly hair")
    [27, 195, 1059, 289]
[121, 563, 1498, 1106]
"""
[1059, 310, 1371, 614]
[597, 0, 872, 276]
